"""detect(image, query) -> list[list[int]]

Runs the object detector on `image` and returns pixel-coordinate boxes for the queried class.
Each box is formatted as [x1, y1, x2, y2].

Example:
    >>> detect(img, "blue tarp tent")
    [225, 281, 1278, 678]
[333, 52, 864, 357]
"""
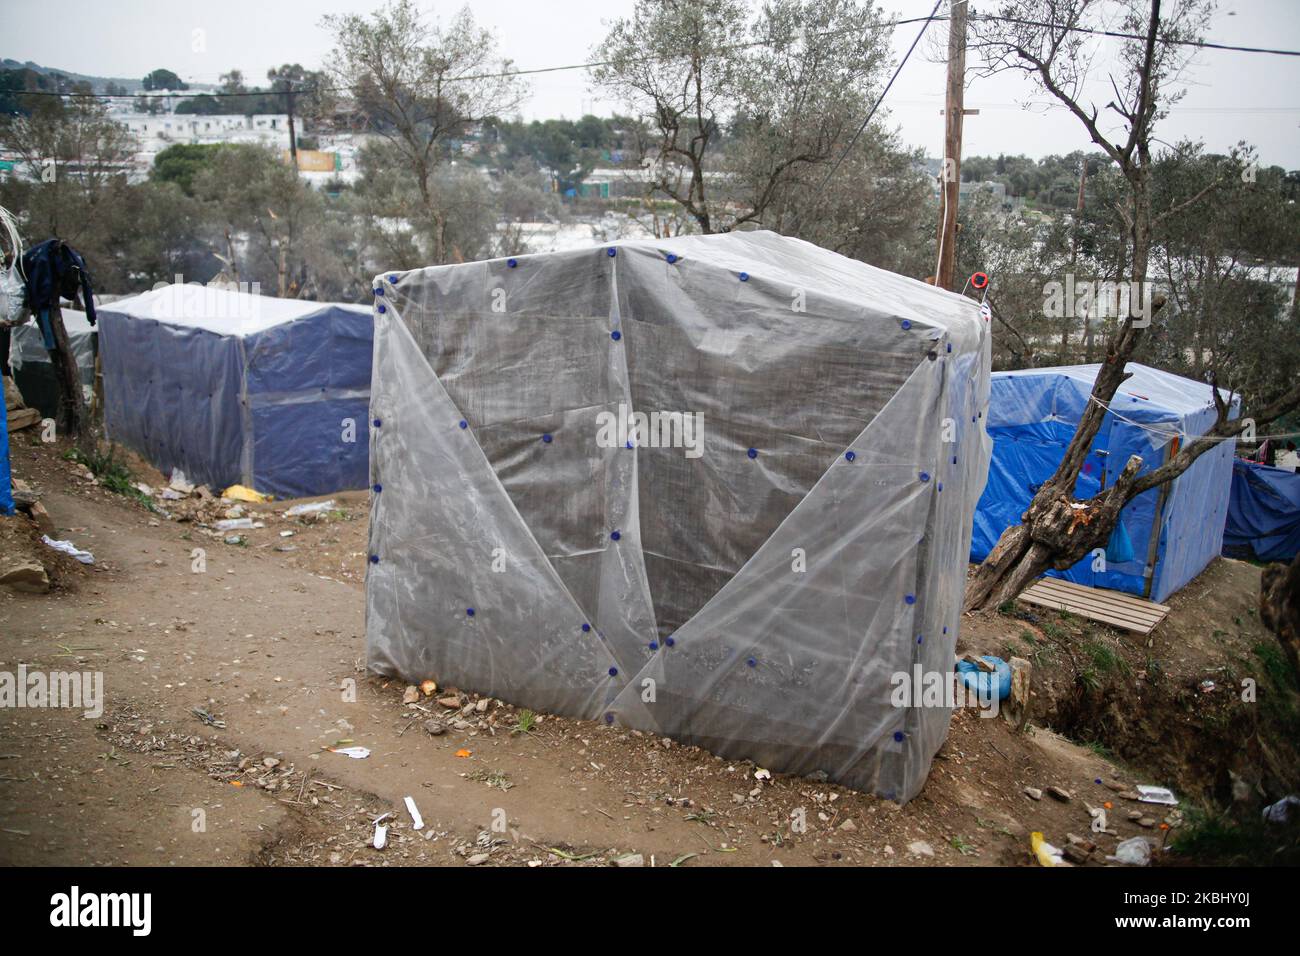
[1223, 459, 1300, 562]
[1, 383, 13, 516]
[99, 284, 372, 499]
[972, 363, 1237, 602]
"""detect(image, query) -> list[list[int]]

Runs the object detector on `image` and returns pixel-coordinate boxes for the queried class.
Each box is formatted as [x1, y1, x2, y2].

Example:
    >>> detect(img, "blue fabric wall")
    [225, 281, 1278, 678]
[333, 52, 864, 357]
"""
[0, 383, 13, 516]
[1224, 459, 1300, 562]
[100, 314, 245, 491]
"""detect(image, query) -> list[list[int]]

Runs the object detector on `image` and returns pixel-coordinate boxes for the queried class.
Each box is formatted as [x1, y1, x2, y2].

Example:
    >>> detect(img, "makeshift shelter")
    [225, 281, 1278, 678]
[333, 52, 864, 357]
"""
[972, 363, 1237, 602]
[9, 307, 96, 420]
[365, 231, 991, 801]
[99, 285, 372, 499]
[0, 387, 12, 516]
[1223, 459, 1300, 563]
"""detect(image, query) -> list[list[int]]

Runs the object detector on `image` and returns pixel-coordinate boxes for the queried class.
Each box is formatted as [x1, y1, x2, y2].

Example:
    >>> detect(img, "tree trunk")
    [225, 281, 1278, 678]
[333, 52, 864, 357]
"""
[965, 456, 1143, 610]
[46, 302, 86, 438]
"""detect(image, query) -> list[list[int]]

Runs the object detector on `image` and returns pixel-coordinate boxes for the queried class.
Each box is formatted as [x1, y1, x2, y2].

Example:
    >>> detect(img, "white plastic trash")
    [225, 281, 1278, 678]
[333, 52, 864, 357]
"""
[1110, 837, 1151, 866]
[41, 535, 94, 565]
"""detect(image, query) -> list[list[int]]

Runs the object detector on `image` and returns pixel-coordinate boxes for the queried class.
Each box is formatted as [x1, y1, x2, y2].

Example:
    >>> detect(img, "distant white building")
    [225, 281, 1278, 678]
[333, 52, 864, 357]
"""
[110, 111, 293, 181]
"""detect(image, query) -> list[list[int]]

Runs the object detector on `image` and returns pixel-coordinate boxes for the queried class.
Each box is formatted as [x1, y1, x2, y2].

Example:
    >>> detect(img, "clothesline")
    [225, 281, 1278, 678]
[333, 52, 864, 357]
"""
[1086, 395, 1300, 443]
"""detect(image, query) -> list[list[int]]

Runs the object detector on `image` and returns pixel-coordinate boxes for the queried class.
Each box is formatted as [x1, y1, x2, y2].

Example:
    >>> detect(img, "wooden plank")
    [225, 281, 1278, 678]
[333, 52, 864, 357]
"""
[1022, 597, 1156, 634]
[1027, 583, 1167, 624]
[1027, 576, 1171, 611]
[1020, 595, 1160, 634]
[1029, 577, 1171, 615]
[1018, 578, 1170, 635]
[1021, 587, 1168, 633]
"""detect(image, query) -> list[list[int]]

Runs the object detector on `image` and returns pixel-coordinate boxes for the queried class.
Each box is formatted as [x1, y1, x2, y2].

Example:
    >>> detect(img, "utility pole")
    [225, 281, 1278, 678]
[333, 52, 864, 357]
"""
[285, 84, 299, 167]
[1074, 158, 1091, 362]
[934, 0, 968, 291]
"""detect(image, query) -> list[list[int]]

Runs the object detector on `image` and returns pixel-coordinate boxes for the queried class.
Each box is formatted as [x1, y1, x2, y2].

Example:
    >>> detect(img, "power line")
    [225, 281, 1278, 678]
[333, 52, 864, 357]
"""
[6, 9, 1295, 106]
[971, 13, 1300, 57]
[815, 0, 945, 193]
[3, 13, 947, 101]
[8, 85, 317, 100]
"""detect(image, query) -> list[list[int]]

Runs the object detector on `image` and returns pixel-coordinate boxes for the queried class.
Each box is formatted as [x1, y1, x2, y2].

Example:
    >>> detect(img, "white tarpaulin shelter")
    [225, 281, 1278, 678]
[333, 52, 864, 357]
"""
[366, 231, 991, 801]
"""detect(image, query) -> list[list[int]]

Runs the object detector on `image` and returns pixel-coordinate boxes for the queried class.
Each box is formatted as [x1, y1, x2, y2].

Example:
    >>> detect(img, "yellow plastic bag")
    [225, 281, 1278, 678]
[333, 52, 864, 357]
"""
[1031, 831, 1063, 867]
[223, 484, 271, 503]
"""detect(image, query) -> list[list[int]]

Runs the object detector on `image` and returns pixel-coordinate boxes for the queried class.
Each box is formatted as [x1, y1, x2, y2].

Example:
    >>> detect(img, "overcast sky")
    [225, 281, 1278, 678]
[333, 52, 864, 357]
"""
[4, 0, 1298, 165]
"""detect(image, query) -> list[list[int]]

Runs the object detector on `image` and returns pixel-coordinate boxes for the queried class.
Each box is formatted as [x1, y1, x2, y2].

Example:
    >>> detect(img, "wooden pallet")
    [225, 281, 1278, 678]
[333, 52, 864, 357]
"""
[1019, 577, 1171, 635]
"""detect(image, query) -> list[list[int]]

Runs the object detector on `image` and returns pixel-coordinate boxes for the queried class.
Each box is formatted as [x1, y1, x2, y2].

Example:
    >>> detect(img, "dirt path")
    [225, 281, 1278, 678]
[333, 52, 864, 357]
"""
[1, 440, 1193, 867]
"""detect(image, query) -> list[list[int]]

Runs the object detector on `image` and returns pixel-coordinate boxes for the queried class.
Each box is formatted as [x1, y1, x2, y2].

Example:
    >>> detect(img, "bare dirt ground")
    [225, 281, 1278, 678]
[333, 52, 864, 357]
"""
[2, 433, 1294, 867]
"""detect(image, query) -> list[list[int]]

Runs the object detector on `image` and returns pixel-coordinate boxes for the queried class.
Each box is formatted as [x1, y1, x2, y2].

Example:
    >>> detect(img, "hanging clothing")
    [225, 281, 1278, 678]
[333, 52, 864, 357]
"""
[20, 239, 97, 333]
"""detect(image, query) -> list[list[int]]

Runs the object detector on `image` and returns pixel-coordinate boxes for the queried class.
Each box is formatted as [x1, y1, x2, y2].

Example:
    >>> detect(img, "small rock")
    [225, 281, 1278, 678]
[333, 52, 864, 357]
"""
[262, 757, 280, 768]
[1046, 786, 1072, 802]
[611, 853, 644, 867]
[437, 696, 461, 709]
[839, 819, 857, 832]
[1024, 787, 1043, 801]
[423, 719, 446, 736]
[1137, 817, 1156, 828]
[1063, 843, 1092, 865]
[402, 685, 420, 705]
[466, 853, 490, 866]
[0, 561, 49, 593]
[475, 698, 489, 714]
[907, 840, 934, 858]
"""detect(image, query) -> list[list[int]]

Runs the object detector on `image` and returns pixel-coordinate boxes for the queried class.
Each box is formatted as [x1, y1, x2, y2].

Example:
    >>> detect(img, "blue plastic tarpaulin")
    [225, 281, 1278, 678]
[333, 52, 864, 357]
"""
[98, 284, 372, 499]
[1223, 458, 1300, 562]
[971, 363, 1237, 602]
[0, 381, 13, 516]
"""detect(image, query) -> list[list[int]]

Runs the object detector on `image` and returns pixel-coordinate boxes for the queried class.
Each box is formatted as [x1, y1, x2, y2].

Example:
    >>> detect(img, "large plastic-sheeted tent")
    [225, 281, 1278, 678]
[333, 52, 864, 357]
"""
[972, 363, 1237, 602]
[1224, 459, 1300, 562]
[9, 308, 96, 420]
[365, 231, 992, 801]
[99, 285, 372, 498]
